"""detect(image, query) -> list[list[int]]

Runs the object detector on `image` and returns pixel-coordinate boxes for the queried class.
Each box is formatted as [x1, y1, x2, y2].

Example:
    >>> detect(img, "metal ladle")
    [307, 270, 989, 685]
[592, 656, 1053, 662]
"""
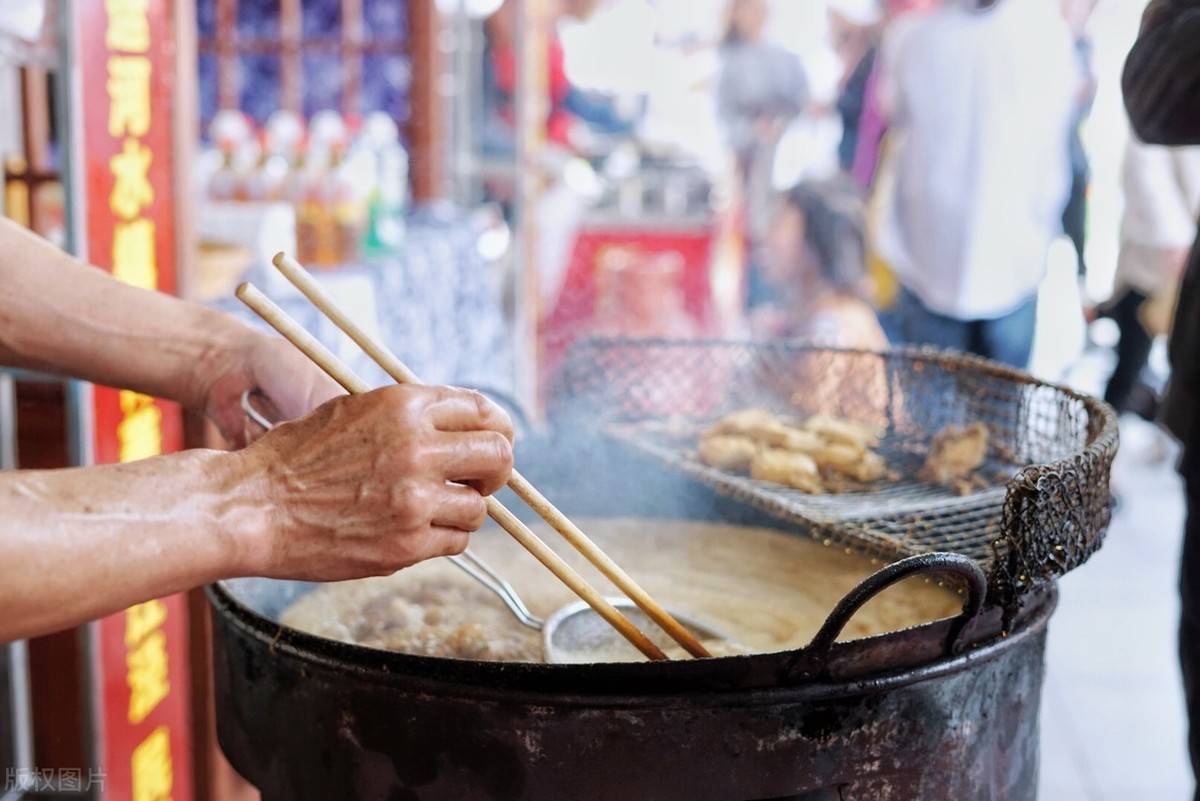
[243, 392, 727, 664]
[448, 549, 729, 664]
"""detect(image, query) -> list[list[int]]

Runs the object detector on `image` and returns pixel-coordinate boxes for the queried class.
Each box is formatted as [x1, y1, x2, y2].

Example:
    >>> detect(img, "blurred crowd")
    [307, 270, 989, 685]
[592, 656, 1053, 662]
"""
[474, 0, 1198, 428]
[721, 0, 1197, 425]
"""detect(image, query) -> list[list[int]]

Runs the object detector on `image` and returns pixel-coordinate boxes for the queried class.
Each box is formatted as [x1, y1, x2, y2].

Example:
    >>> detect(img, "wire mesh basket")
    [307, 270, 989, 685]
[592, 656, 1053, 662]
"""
[549, 339, 1118, 612]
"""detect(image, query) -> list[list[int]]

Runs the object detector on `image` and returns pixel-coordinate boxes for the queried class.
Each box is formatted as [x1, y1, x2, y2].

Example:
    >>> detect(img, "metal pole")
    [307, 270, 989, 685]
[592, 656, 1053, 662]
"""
[0, 374, 29, 798]
[448, 4, 470, 205]
[512, 0, 546, 416]
[0, 373, 15, 471]
[56, 1, 101, 791]
[7, 640, 34, 792]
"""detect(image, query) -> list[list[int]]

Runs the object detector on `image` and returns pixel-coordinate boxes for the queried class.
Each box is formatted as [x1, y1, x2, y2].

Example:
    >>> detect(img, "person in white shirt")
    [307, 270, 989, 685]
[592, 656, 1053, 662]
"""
[876, 0, 1079, 368]
[717, 0, 809, 308]
[1101, 137, 1200, 417]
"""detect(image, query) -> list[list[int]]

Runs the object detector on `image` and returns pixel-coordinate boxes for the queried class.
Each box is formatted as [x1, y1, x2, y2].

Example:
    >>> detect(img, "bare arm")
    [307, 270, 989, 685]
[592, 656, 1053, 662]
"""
[0, 385, 514, 641]
[0, 218, 338, 443]
[0, 222, 515, 641]
[1, 450, 255, 639]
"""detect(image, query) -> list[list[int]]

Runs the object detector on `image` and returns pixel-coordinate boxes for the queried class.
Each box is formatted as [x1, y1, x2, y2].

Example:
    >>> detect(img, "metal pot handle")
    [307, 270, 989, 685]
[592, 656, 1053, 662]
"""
[792, 552, 988, 680]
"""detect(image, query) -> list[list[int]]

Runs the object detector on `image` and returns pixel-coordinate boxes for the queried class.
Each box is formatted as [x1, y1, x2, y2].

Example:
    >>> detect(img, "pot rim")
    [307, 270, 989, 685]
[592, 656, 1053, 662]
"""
[206, 580, 1055, 704]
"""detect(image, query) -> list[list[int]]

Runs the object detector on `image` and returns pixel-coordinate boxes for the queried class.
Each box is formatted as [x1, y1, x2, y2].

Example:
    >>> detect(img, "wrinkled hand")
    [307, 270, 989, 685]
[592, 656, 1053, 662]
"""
[238, 385, 514, 581]
[203, 331, 343, 448]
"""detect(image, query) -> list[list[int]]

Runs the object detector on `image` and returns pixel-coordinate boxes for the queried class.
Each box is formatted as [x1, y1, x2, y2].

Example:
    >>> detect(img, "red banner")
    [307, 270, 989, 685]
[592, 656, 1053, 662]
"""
[74, 1, 193, 799]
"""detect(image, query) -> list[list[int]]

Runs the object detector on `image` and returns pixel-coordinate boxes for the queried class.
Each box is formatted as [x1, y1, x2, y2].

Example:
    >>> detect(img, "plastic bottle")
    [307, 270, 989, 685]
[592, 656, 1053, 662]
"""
[207, 143, 241, 202]
[359, 112, 409, 255]
[327, 141, 368, 265]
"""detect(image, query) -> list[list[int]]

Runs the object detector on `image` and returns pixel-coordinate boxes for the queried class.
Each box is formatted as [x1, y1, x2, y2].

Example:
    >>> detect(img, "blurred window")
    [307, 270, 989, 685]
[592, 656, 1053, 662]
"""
[196, 0, 411, 133]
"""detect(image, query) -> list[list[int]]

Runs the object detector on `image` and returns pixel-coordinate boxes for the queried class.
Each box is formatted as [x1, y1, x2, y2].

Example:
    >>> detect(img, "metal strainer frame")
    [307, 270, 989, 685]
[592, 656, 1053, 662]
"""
[549, 340, 1119, 614]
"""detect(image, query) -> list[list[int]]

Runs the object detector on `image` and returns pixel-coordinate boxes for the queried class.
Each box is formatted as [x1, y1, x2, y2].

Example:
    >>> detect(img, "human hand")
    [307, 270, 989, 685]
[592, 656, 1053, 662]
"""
[202, 330, 343, 448]
[234, 385, 514, 581]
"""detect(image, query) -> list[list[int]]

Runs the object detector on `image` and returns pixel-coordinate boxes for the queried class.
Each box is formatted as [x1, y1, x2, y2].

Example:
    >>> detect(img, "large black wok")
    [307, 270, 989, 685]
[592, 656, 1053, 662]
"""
[209, 432, 1053, 801]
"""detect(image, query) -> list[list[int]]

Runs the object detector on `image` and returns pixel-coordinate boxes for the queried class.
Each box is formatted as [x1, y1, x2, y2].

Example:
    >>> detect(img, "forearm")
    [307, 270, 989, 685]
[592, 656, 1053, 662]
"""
[1123, 0, 1200, 145]
[0, 449, 266, 640]
[0, 218, 253, 410]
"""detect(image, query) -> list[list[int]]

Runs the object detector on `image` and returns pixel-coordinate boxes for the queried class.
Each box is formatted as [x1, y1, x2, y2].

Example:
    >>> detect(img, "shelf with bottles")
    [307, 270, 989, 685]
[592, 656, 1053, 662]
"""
[198, 108, 410, 270]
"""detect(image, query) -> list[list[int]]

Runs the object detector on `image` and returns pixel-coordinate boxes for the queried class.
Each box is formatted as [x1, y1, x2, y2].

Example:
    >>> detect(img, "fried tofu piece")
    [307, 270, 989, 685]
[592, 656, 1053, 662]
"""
[706, 409, 823, 453]
[703, 408, 889, 487]
[801, 414, 881, 450]
[708, 409, 779, 437]
[750, 449, 824, 494]
[811, 442, 887, 482]
[921, 423, 989, 486]
[750, 420, 825, 452]
[698, 435, 759, 471]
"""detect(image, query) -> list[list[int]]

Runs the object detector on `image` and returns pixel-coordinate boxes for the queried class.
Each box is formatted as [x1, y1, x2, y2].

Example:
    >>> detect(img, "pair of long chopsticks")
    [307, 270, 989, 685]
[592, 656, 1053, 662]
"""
[237, 283, 666, 660]
[267, 253, 710, 658]
[240, 253, 709, 660]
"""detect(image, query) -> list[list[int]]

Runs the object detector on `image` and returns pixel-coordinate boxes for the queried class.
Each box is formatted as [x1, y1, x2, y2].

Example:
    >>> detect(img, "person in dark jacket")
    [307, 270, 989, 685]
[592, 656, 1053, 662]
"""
[1123, 4, 1200, 796]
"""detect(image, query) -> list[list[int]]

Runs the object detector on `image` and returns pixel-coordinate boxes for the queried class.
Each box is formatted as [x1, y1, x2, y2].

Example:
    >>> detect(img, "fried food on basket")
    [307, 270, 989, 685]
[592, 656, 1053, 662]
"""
[811, 442, 887, 482]
[920, 422, 990, 490]
[801, 414, 881, 450]
[750, 449, 824, 494]
[700, 408, 891, 492]
[749, 420, 825, 452]
[708, 408, 779, 437]
[698, 435, 759, 471]
[704, 411, 824, 453]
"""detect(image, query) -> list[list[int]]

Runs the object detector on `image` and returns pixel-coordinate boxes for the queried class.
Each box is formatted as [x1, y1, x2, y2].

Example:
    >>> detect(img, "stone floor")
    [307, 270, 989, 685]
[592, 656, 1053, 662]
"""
[1038, 410, 1193, 800]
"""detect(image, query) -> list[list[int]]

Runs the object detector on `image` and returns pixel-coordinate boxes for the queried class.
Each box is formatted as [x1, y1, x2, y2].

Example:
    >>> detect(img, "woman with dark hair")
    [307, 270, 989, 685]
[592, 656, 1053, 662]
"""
[752, 178, 887, 350]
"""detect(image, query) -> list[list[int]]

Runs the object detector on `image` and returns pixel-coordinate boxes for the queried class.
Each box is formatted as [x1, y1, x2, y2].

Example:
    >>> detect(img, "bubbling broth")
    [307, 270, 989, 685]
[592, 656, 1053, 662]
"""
[281, 518, 963, 663]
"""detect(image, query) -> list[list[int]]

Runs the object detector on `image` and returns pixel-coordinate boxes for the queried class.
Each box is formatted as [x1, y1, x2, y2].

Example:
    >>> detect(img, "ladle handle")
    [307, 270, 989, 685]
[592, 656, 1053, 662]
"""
[792, 552, 988, 681]
[449, 550, 545, 631]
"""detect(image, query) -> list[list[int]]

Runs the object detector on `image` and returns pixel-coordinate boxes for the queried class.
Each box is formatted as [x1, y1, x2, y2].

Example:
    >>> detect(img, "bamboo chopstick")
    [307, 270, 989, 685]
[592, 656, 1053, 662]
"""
[270, 252, 711, 659]
[236, 282, 668, 661]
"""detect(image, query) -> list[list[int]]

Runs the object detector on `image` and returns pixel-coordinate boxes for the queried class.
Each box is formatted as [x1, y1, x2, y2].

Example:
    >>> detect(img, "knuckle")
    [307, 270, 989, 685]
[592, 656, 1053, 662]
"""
[475, 392, 514, 440]
[390, 435, 426, 476]
[486, 431, 515, 471]
[441, 531, 469, 557]
[467, 388, 491, 418]
[467, 495, 488, 530]
[310, 394, 345, 425]
[380, 384, 427, 424]
[392, 481, 431, 529]
[405, 530, 443, 563]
